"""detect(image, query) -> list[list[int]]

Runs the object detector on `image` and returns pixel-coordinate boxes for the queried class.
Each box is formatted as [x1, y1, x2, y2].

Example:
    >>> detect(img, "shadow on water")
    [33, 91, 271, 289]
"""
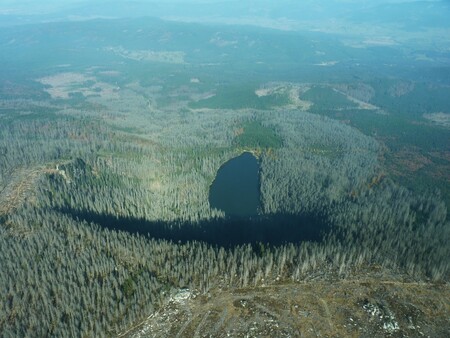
[57, 152, 332, 247]
[58, 207, 332, 248]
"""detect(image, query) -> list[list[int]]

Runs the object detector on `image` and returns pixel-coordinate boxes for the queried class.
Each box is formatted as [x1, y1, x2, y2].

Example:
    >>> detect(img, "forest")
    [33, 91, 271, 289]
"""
[0, 14, 449, 337]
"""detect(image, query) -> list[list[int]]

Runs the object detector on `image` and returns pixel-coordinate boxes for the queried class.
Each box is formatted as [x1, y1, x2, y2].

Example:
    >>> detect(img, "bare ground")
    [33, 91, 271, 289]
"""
[120, 279, 449, 338]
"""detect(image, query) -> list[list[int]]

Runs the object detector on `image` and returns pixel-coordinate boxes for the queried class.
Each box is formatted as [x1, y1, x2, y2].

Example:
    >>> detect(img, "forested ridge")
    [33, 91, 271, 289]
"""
[0, 106, 448, 336]
[0, 15, 449, 337]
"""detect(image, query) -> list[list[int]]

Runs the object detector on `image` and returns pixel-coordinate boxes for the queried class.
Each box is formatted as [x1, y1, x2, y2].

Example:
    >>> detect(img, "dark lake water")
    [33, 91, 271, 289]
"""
[209, 152, 260, 217]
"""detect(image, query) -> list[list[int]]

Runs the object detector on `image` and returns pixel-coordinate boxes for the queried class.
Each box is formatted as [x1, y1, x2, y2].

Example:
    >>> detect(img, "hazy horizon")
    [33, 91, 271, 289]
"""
[0, 0, 449, 336]
[2, 0, 448, 51]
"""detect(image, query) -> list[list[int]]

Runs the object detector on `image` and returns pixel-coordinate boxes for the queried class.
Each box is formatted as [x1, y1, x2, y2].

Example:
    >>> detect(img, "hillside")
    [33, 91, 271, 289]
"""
[121, 277, 450, 337]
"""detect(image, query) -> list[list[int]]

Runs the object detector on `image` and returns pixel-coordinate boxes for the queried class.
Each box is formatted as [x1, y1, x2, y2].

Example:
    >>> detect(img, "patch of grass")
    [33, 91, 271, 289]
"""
[189, 85, 290, 110]
[301, 86, 358, 111]
[234, 120, 282, 149]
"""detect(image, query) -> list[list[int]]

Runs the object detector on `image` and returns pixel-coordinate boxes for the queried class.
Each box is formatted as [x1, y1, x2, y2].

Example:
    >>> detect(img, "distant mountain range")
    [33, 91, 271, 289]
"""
[1, 0, 448, 31]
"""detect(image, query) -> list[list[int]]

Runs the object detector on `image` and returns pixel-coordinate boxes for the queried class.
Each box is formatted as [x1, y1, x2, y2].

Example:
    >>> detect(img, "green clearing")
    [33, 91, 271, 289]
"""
[301, 86, 358, 111]
[189, 85, 290, 110]
[234, 120, 283, 149]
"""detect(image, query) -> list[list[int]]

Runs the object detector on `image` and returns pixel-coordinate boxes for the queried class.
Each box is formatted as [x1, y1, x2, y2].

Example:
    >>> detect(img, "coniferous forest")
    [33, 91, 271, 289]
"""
[0, 4, 449, 337]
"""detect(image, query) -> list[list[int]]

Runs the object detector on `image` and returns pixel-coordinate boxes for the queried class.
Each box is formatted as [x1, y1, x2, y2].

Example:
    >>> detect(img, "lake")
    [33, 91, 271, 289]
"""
[209, 152, 260, 217]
